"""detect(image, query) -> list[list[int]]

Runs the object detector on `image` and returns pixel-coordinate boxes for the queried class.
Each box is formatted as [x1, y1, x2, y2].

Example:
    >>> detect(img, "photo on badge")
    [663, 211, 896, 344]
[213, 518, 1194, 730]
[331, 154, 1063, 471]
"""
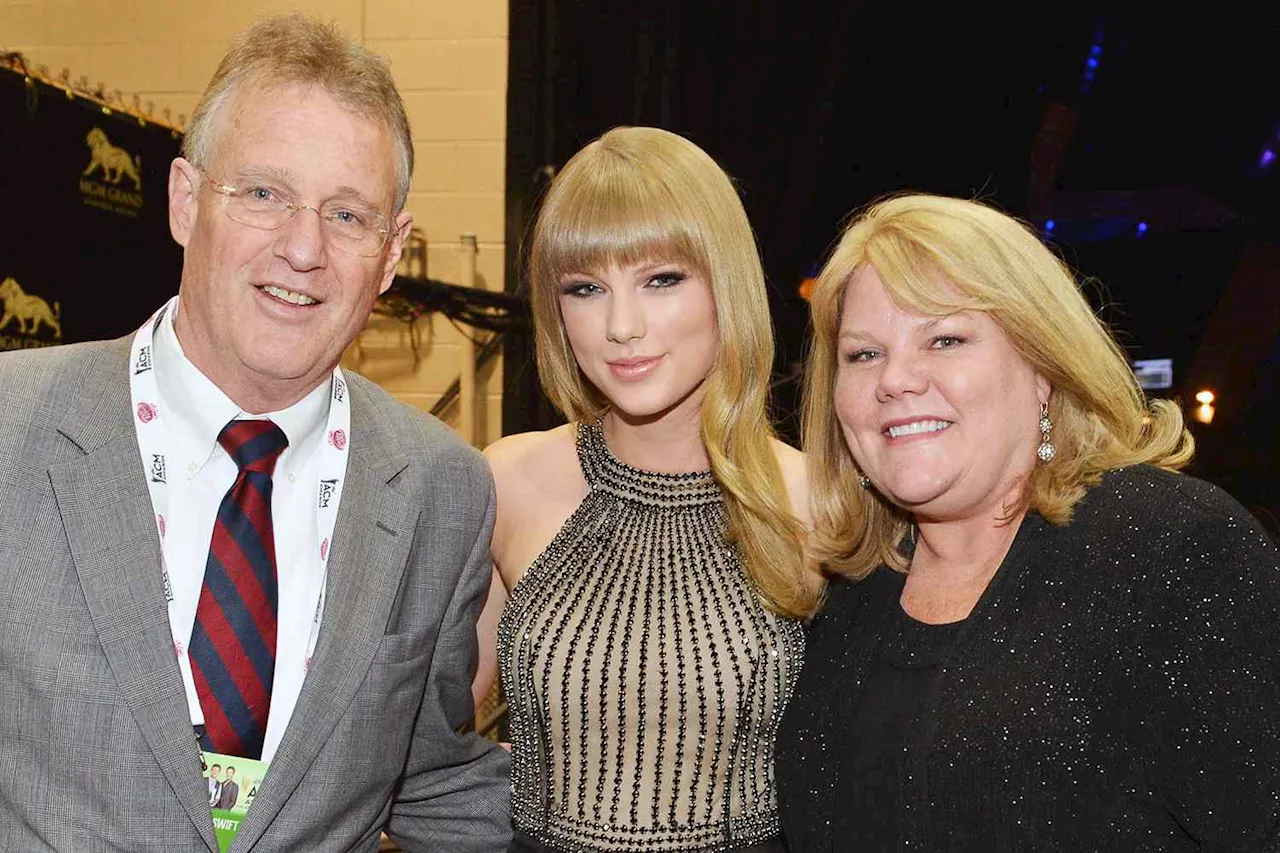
[202, 749, 270, 852]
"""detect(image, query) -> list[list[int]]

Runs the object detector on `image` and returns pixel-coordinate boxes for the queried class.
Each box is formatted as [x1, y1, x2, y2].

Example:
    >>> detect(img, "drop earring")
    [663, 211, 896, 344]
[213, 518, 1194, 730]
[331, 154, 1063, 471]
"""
[1037, 402, 1056, 463]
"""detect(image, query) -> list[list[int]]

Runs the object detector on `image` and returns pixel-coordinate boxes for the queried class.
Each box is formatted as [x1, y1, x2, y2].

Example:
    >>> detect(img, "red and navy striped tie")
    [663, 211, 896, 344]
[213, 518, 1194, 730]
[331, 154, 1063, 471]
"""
[190, 419, 288, 760]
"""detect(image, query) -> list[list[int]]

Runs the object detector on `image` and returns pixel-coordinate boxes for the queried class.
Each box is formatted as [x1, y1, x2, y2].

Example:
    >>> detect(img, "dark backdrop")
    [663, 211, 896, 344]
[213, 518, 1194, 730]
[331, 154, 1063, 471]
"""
[503, 3, 1279, 527]
[0, 66, 182, 350]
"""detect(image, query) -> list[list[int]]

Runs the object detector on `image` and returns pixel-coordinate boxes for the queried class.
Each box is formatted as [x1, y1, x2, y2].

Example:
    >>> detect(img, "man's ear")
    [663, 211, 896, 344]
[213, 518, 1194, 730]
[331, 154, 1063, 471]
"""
[168, 157, 201, 247]
[378, 210, 414, 295]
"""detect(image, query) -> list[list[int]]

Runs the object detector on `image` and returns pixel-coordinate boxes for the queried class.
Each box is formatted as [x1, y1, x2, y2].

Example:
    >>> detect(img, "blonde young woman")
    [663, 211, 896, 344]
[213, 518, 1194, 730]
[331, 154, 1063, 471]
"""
[776, 194, 1280, 851]
[483, 127, 818, 853]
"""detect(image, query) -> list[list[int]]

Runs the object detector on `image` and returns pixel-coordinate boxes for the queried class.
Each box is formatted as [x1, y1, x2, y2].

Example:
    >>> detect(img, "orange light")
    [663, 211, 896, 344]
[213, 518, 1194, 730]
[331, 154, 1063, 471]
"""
[1194, 390, 1215, 405]
[1194, 403, 1215, 424]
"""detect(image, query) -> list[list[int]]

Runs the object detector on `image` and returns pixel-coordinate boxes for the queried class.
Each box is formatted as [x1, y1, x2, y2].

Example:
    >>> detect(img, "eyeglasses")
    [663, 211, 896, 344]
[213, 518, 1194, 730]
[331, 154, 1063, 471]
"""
[202, 171, 395, 258]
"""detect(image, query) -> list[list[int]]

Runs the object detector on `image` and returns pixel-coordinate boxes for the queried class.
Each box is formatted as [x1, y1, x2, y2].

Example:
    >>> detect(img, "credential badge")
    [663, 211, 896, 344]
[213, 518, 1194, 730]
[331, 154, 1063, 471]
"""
[134, 345, 153, 374]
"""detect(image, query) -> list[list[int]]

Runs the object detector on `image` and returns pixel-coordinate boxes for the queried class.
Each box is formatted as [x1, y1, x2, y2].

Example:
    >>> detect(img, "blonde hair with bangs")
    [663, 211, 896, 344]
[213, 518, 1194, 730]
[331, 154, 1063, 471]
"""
[803, 194, 1193, 579]
[529, 126, 814, 618]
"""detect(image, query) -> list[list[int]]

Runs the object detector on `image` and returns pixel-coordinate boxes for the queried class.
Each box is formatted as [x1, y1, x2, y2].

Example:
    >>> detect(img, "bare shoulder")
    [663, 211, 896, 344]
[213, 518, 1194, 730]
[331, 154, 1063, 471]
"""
[770, 437, 826, 599]
[770, 438, 812, 528]
[483, 423, 587, 586]
[483, 423, 579, 494]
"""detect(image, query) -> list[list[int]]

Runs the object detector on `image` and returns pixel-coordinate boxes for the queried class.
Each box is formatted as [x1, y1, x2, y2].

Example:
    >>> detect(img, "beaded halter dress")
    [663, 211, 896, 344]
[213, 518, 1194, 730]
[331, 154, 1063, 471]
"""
[497, 422, 805, 853]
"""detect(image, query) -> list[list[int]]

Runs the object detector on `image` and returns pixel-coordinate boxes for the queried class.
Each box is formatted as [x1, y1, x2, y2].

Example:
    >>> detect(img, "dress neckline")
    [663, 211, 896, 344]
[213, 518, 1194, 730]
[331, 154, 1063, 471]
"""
[577, 420, 721, 508]
[880, 601, 967, 668]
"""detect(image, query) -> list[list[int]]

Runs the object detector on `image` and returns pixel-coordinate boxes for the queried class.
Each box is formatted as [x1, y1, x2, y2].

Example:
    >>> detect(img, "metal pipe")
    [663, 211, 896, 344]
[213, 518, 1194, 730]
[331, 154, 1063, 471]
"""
[458, 233, 479, 445]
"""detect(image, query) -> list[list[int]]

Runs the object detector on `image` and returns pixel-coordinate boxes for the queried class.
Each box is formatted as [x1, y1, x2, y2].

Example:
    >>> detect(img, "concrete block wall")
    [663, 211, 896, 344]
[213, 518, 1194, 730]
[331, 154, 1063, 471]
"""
[2, 0, 507, 445]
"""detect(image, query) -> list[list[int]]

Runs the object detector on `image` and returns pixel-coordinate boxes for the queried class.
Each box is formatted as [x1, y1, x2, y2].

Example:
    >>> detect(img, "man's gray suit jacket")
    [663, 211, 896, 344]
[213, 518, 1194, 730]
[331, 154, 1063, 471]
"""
[0, 336, 511, 852]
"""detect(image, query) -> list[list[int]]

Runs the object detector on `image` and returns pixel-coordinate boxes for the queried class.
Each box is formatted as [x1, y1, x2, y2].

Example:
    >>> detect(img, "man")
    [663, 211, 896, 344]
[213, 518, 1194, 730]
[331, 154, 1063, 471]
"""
[216, 766, 240, 812]
[0, 14, 509, 852]
[207, 764, 223, 807]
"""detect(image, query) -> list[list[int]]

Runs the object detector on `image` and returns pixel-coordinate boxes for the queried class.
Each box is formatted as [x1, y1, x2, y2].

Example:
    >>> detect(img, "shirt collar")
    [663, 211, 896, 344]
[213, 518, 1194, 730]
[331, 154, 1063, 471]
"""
[153, 298, 331, 471]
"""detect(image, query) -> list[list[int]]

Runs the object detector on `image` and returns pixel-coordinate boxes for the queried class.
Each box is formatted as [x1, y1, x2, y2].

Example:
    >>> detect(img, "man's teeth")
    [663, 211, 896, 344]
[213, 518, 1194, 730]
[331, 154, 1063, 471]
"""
[888, 420, 951, 438]
[262, 285, 318, 306]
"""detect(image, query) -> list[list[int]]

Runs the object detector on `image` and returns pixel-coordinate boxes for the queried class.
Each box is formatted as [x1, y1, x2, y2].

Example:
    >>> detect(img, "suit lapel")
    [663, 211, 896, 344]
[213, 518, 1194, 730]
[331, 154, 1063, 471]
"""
[229, 385, 417, 852]
[48, 337, 219, 851]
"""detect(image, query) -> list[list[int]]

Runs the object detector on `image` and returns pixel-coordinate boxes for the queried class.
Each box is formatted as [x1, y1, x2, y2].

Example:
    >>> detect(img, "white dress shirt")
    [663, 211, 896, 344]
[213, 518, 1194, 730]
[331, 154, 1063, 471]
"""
[152, 304, 330, 764]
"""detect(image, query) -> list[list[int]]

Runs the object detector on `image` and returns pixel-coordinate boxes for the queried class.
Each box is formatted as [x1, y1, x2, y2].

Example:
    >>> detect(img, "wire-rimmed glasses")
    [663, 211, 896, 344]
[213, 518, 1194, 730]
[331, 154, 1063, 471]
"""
[202, 171, 395, 258]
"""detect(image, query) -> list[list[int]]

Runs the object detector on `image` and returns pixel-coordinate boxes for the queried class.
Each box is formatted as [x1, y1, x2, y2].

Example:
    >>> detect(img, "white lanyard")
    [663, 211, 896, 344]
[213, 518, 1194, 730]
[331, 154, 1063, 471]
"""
[128, 297, 350, 724]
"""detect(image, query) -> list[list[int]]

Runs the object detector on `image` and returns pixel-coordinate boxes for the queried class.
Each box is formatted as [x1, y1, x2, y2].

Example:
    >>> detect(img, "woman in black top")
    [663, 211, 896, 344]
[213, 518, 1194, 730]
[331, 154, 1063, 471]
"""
[777, 194, 1280, 851]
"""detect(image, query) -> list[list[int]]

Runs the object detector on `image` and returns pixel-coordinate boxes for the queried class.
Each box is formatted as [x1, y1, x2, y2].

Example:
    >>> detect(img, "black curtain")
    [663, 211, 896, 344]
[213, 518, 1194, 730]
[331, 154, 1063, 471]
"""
[0, 66, 182, 352]
[502, 3, 1069, 439]
[503, 3, 1279, 461]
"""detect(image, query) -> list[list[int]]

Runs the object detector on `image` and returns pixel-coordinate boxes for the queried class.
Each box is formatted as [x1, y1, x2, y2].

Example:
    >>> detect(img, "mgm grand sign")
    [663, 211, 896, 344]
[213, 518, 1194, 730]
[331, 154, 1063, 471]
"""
[79, 127, 145, 217]
[0, 277, 61, 350]
[0, 62, 183, 351]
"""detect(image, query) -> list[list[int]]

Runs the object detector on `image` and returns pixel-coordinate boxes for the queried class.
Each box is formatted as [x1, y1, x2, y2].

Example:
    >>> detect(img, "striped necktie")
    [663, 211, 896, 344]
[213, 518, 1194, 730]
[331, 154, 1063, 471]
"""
[190, 419, 288, 760]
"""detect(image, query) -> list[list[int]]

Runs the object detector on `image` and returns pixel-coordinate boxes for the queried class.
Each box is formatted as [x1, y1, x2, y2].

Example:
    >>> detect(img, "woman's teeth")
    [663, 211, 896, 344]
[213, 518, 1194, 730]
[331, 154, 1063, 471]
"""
[888, 420, 951, 438]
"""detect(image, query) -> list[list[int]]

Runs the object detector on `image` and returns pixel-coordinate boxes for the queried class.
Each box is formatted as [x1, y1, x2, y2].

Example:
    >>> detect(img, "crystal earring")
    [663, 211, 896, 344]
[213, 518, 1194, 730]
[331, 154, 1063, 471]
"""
[857, 472, 871, 489]
[1036, 402, 1056, 463]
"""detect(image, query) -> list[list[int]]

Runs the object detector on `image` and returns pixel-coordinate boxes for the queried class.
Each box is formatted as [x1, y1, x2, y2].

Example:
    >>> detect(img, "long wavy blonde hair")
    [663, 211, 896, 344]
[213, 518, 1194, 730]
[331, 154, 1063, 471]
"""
[803, 194, 1194, 579]
[528, 126, 814, 618]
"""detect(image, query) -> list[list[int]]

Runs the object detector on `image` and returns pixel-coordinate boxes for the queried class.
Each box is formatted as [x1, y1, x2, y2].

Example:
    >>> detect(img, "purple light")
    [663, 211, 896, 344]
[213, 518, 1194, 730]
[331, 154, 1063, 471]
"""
[1045, 219, 1056, 231]
[1090, 44, 1103, 56]
[1086, 57, 1099, 69]
[1261, 148, 1276, 169]
[1137, 222, 1148, 234]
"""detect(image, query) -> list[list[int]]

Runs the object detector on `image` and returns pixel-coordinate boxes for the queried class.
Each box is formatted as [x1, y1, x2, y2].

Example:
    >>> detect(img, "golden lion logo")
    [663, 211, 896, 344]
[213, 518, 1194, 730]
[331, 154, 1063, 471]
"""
[0, 278, 62, 339]
[82, 127, 142, 191]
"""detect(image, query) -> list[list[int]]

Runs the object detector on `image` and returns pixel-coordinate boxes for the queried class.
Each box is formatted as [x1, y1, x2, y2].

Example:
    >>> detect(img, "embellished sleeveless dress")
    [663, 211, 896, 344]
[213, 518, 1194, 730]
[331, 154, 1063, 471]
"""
[497, 422, 805, 853]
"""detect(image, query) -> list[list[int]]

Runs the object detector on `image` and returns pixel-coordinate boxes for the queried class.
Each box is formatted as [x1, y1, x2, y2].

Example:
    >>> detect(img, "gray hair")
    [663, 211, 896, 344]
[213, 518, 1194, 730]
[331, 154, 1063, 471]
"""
[182, 13, 413, 210]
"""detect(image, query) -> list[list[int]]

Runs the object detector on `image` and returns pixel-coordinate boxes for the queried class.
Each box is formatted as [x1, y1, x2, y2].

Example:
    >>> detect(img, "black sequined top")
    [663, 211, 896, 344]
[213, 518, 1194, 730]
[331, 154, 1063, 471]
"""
[833, 605, 964, 848]
[776, 465, 1280, 852]
[498, 422, 804, 853]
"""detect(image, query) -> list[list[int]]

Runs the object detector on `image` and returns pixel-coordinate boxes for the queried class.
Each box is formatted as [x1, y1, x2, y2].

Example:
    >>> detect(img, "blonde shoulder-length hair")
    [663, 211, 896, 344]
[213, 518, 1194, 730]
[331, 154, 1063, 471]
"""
[528, 126, 814, 618]
[803, 193, 1194, 579]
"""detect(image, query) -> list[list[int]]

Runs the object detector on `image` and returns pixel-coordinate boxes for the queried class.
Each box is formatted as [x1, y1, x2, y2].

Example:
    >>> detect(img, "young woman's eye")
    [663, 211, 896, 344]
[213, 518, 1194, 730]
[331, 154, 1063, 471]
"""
[647, 271, 687, 288]
[930, 335, 965, 349]
[559, 281, 603, 298]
